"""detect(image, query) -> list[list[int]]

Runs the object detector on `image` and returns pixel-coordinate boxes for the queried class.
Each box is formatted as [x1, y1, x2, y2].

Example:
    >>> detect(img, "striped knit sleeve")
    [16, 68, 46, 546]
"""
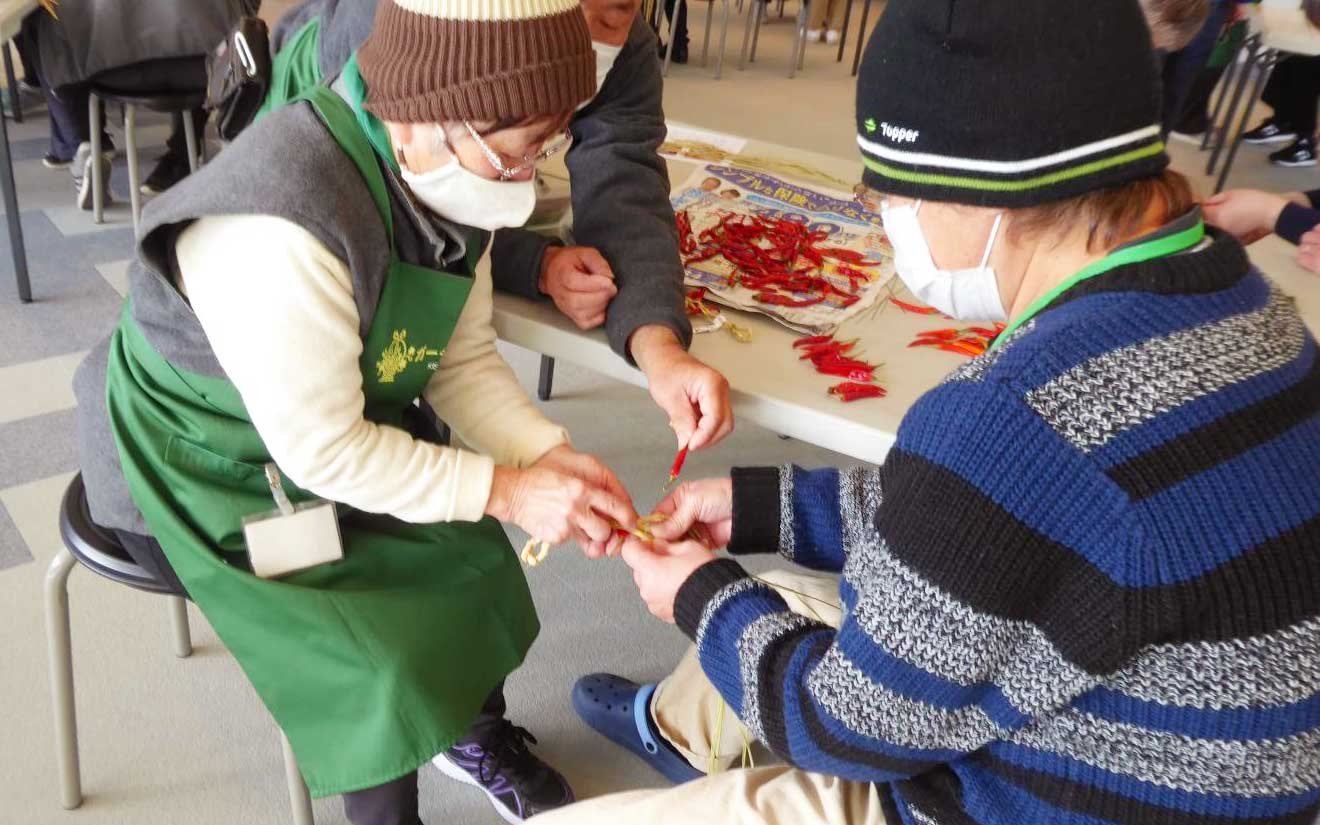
[727, 465, 882, 573]
[674, 376, 1122, 784]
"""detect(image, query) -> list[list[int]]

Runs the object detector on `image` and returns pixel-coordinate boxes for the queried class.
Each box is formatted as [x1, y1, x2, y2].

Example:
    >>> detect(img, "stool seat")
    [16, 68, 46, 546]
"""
[87, 87, 207, 114]
[87, 57, 208, 112]
[58, 473, 173, 595]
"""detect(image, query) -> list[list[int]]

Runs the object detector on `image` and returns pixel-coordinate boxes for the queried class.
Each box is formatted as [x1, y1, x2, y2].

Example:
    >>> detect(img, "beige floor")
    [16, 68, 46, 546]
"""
[3, 7, 1320, 825]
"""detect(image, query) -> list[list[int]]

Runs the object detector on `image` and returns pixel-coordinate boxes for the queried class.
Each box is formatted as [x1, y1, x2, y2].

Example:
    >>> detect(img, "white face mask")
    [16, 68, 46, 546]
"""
[400, 157, 537, 232]
[880, 199, 1008, 321]
[578, 40, 623, 111]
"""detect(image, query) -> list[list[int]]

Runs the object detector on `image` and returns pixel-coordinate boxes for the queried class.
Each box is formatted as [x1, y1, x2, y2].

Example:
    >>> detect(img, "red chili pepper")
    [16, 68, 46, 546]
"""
[816, 248, 873, 265]
[829, 382, 886, 402]
[817, 364, 874, 382]
[890, 297, 941, 315]
[793, 335, 835, 349]
[915, 328, 962, 340]
[938, 340, 987, 357]
[665, 444, 690, 489]
[967, 326, 1000, 338]
[755, 292, 825, 308]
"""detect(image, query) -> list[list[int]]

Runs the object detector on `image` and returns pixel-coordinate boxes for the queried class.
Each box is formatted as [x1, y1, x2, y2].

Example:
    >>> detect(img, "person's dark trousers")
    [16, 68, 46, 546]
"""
[16, 13, 107, 161]
[341, 685, 509, 825]
[1173, 65, 1228, 134]
[1263, 54, 1320, 138]
[1161, 1, 1233, 136]
[662, 0, 689, 51]
[164, 108, 209, 160]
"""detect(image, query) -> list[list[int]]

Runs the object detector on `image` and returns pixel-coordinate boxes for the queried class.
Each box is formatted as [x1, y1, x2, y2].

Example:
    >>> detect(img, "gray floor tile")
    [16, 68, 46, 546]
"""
[0, 408, 78, 489]
[0, 500, 33, 570]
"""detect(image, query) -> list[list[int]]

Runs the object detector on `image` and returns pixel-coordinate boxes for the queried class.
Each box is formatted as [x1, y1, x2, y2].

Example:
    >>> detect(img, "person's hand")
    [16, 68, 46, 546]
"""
[1203, 190, 1288, 245]
[1298, 227, 1320, 275]
[539, 246, 617, 330]
[621, 538, 719, 623]
[631, 325, 734, 451]
[533, 445, 637, 557]
[486, 454, 636, 559]
[647, 477, 733, 547]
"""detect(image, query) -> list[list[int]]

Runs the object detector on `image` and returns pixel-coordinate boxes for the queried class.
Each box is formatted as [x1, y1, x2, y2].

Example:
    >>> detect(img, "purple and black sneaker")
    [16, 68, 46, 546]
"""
[432, 720, 574, 823]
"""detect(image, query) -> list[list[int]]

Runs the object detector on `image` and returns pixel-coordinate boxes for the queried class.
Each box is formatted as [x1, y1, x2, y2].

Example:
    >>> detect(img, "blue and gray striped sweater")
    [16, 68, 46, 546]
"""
[673, 228, 1320, 824]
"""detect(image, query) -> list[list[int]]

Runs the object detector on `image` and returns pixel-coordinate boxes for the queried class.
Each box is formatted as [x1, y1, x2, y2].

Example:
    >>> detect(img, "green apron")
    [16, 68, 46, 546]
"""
[256, 16, 324, 120]
[103, 85, 540, 798]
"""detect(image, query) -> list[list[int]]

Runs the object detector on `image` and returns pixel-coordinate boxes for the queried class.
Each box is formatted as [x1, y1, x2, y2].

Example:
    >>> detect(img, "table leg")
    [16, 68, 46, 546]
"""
[850, 0, 873, 77]
[4, 41, 20, 124]
[0, 93, 31, 303]
[1206, 35, 1257, 177]
[716, 0, 730, 79]
[1214, 50, 1277, 196]
[538, 355, 556, 401]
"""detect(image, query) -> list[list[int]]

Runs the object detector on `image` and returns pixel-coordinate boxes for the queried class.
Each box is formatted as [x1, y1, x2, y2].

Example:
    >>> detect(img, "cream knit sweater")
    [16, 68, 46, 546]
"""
[174, 213, 569, 525]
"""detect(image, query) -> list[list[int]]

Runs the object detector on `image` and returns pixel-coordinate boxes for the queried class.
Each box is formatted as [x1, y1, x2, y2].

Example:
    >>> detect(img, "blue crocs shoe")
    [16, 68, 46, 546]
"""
[572, 674, 704, 784]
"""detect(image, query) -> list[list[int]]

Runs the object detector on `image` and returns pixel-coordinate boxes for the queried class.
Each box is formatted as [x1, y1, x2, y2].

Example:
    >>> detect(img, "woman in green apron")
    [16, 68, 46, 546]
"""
[72, 1, 632, 823]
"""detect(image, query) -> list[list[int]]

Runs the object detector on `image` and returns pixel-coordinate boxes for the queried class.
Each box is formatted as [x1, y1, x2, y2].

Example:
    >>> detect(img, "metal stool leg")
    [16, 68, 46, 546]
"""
[1215, 51, 1277, 195]
[850, 0, 872, 76]
[1207, 35, 1258, 177]
[183, 113, 200, 174]
[738, 0, 757, 69]
[1202, 35, 1246, 152]
[281, 732, 315, 825]
[168, 596, 192, 658]
[702, 0, 714, 67]
[788, 2, 806, 78]
[125, 104, 142, 236]
[90, 95, 104, 224]
[537, 355, 555, 401]
[750, 0, 763, 62]
[663, 0, 683, 76]
[836, 0, 853, 63]
[4, 41, 21, 124]
[715, 0, 730, 79]
[46, 548, 82, 810]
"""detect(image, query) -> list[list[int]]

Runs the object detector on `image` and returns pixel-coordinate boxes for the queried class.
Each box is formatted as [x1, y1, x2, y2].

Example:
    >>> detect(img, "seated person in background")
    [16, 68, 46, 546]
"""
[267, 0, 733, 458]
[543, 1, 1320, 823]
[1142, 0, 1209, 51]
[73, 1, 638, 822]
[1205, 187, 1320, 273]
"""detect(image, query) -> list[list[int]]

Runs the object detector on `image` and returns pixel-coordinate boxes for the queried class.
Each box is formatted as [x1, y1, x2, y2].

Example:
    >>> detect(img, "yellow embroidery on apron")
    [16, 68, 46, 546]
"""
[376, 330, 442, 384]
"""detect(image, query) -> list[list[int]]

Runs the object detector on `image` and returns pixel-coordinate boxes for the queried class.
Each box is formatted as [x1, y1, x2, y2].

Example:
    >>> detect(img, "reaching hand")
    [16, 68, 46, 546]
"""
[487, 449, 636, 559]
[632, 326, 734, 451]
[621, 538, 719, 623]
[533, 445, 637, 557]
[1298, 227, 1320, 275]
[539, 246, 617, 330]
[647, 477, 733, 548]
[1203, 190, 1287, 245]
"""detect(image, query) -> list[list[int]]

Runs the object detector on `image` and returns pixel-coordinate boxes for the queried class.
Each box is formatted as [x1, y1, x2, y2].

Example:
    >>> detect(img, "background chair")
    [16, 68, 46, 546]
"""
[45, 473, 315, 825]
[738, 0, 811, 78]
[86, 56, 208, 233]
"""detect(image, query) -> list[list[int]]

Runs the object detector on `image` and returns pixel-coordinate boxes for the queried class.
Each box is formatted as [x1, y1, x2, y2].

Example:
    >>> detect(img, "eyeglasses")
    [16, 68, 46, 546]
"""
[461, 122, 573, 181]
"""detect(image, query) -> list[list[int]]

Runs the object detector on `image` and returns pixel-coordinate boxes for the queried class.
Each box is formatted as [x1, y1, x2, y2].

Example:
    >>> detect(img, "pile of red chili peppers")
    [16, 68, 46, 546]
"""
[908, 323, 1006, 357]
[677, 210, 878, 309]
[793, 335, 887, 402]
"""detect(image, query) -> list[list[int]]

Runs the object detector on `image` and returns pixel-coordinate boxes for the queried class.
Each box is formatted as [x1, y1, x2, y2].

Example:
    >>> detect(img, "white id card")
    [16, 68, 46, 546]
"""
[242, 464, 344, 579]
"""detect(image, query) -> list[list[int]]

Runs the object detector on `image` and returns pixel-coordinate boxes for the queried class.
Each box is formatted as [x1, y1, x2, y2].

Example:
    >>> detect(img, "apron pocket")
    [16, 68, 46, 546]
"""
[164, 436, 263, 482]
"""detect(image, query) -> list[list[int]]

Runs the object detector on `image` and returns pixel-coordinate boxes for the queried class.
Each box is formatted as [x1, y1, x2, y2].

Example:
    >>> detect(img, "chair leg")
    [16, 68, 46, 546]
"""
[4, 41, 21, 124]
[1215, 51, 1277, 195]
[850, 0, 872, 76]
[738, 0, 756, 69]
[663, 0, 682, 77]
[716, 0, 730, 79]
[125, 104, 142, 237]
[537, 355, 555, 401]
[749, 0, 763, 62]
[1206, 35, 1258, 177]
[168, 596, 193, 658]
[90, 95, 103, 224]
[702, 0, 714, 67]
[183, 113, 200, 174]
[45, 548, 83, 810]
[281, 731, 315, 825]
[1202, 35, 1246, 152]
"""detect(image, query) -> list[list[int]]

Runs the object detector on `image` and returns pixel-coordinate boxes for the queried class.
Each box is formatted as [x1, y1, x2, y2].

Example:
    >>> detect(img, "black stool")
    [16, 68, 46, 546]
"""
[45, 473, 315, 824]
[86, 57, 208, 232]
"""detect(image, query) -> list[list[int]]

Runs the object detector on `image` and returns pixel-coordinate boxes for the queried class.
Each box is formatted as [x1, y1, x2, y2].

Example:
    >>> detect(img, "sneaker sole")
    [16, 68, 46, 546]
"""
[1273, 157, 1318, 168]
[431, 753, 525, 825]
[1244, 134, 1299, 145]
[42, 159, 72, 170]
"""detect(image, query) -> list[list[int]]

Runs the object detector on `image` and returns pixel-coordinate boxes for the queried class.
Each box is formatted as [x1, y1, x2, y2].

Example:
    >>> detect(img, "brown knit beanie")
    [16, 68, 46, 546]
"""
[357, 0, 596, 124]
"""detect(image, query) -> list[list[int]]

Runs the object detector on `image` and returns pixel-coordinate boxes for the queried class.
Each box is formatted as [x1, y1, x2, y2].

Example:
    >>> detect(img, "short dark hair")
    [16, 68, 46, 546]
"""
[1141, 0, 1211, 50]
[1307, 0, 1320, 28]
[1009, 169, 1198, 253]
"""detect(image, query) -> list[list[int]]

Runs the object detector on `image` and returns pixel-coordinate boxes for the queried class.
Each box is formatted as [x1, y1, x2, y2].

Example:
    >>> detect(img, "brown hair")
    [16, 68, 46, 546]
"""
[1308, 0, 1320, 29]
[1009, 169, 1198, 254]
[1141, 0, 1211, 50]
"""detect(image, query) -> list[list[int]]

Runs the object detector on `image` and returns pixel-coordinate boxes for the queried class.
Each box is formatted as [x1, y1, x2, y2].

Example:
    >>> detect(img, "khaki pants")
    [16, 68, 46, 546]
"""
[807, 0, 848, 34]
[537, 570, 889, 825]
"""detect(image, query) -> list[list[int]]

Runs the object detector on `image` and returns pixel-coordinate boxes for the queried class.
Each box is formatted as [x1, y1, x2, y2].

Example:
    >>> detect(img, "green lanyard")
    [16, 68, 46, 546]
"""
[991, 221, 1206, 350]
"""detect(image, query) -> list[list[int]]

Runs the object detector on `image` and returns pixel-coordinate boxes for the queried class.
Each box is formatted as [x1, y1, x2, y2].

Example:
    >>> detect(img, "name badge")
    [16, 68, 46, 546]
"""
[242, 463, 344, 579]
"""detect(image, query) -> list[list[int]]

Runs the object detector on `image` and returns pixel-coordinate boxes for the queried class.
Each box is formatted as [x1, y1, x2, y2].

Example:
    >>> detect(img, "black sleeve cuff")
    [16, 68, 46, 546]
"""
[674, 558, 752, 640]
[489, 228, 562, 300]
[1276, 202, 1320, 247]
[1307, 189, 1320, 210]
[728, 466, 781, 556]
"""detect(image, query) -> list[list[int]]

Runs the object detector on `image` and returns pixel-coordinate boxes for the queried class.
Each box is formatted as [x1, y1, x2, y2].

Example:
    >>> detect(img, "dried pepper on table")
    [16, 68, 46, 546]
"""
[792, 334, 887, 402]
[908, 323, 1006, 357]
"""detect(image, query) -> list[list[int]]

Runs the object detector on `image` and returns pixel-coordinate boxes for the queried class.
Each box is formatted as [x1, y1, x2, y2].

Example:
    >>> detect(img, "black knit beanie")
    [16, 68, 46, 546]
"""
[855, 0, 1169, 208]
